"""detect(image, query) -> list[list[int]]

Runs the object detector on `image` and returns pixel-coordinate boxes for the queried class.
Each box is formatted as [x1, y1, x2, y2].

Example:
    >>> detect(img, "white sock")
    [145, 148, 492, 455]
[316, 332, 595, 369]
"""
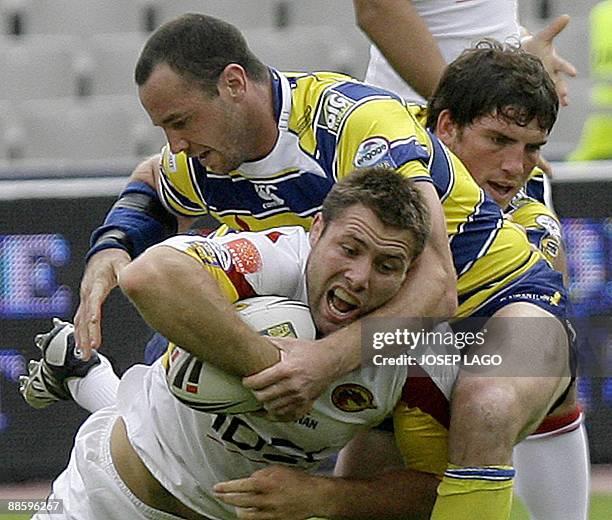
[513, 423, 590, 520]
[66, 354, 119, 413]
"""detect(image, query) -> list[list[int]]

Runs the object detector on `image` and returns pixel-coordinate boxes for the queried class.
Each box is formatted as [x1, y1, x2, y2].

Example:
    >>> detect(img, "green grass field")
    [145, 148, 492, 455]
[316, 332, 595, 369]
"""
[510, 493, 612, 519]
[4, 494, 611, 519]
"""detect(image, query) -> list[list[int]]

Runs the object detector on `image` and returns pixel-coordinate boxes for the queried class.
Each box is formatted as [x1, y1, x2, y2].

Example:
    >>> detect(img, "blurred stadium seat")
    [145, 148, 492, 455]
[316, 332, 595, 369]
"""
[0, 0, 595, 163]
[11, 95, 163, 162]
[0, 35, 80, 99]
[85, 32, 148, 96]
[244, 25, 370, 79]
[281, 0, 356, 28]
[0, 100, 21, 161]
[152, 0, 283, 31]
[8, 0, 151, 36]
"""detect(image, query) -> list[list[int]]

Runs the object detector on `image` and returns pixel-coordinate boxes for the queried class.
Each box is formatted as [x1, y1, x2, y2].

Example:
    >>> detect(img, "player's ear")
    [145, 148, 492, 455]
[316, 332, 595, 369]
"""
[435, 109, 459, 145]
[309, 213, 326, 247]
[218, 64, 247, 100]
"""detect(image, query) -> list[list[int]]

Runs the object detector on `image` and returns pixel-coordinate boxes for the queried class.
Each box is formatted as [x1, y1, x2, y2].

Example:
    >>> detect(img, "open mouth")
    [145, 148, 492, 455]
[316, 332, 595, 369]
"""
[487, 181, 514, 200]
[326, 287, 360, 321]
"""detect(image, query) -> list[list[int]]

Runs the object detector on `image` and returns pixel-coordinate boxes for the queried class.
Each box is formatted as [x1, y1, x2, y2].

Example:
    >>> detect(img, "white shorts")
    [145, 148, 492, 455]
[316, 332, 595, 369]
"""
[32, 406, 186, 520]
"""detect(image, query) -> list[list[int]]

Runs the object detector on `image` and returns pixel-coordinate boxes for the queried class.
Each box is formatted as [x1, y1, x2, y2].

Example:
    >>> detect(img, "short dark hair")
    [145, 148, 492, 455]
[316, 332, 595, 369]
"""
[322, 167, 430, 259]
[426, 39, 558, 132]
[135, 13, 269, 95]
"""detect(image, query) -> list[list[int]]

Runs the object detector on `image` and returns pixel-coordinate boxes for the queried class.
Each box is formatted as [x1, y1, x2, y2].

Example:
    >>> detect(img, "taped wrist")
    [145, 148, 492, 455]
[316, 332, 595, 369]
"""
[86, 181, 177, 262]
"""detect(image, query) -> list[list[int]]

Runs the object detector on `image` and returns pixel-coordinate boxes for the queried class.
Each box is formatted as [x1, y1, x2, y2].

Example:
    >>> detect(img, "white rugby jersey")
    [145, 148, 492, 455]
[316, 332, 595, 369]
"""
[116, 228, 409, 519]
[365, 0, 520, 102]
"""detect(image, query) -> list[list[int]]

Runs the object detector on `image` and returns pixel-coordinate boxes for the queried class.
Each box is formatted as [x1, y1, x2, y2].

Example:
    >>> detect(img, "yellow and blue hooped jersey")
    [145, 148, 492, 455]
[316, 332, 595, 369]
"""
[158, 69, 432, 230]
[157, 72, 544, 319]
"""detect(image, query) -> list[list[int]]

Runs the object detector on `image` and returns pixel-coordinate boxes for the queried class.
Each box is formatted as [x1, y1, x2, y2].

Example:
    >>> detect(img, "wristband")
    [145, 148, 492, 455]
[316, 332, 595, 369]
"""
[86, 181, 177, 262]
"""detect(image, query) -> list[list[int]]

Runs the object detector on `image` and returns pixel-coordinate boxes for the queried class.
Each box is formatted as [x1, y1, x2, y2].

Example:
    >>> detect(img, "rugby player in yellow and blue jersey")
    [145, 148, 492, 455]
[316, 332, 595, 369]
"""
[71, 15, 573, 520]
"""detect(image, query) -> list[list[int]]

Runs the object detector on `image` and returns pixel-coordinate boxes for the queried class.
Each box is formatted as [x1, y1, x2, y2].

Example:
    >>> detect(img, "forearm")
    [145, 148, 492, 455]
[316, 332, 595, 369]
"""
[119, 246, 279, 376]
[354, 0, 446, 99]
[87, 154, 186, 261]
[314, 469, 438, 519]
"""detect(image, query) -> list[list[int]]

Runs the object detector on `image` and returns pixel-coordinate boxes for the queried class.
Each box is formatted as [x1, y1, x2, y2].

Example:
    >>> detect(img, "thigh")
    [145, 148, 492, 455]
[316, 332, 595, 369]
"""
[448, 303, 572, 464]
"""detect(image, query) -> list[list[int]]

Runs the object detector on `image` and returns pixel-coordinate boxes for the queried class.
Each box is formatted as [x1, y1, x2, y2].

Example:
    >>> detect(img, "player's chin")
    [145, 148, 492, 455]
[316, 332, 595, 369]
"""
[198, 153, 235, 174]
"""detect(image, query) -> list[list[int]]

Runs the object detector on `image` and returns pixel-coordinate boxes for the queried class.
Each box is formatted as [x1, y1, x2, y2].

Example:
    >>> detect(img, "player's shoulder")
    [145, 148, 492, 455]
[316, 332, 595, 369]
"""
[523, 167, 547, 204]
[507, 193, 561, 237]
[287, 70, 405, 106]
[218, 225, 309, 249]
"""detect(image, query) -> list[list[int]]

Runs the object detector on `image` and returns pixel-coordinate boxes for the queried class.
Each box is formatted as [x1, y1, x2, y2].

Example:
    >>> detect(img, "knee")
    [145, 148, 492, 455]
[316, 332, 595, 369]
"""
[451, 378, 524, 441]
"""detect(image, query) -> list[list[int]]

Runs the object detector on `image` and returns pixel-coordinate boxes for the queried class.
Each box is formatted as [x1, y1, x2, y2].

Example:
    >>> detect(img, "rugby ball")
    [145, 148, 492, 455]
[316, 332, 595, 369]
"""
[166, 296, 316, 414]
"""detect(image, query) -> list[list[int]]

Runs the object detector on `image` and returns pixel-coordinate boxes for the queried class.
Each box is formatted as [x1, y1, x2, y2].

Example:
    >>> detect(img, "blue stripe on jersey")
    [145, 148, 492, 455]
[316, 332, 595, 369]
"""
[456, 252, 534, 308]
[525, 176, 545, 203]
[464, 259, 567, 320]
[187, 161, 334, 219]
[526, 228, 546, 248]
[333, 81, 403, 102]
[445, 467, 516, 481]
[389, 138, 430, 169]
[270, 68, 283, 124]
[450, 193, 505, 276]
[427, 131, 454, 201]
[314, 121, 340, 180]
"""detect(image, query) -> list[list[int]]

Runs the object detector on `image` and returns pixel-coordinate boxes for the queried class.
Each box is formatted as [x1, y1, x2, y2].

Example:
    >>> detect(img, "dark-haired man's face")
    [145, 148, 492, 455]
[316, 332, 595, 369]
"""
[436, 110, 548, 209]
[306, 204, 415, 336]
[139, 63, 257, 174]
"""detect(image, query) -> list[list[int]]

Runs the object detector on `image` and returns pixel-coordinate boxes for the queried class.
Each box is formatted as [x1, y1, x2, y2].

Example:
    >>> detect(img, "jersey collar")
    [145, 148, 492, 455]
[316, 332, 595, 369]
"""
[270, 67, 291, 131]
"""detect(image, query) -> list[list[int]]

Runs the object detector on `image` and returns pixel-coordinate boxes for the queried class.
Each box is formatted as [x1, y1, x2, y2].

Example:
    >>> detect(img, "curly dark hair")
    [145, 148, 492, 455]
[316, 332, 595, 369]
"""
[426, 39, 558, 132]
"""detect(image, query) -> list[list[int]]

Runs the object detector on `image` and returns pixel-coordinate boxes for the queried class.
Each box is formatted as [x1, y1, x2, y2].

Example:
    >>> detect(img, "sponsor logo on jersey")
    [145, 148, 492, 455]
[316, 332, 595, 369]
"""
[168, 348, 202, 394]
[535, 214, 561, 238]
[185, 240, 232, 270]
[353, 138, 390, 168]
[254, 184, 285, 209]
[295, 415, 319, 430]
[318, 91, 354, 134]
[503, 290, 562, 307]
[331, 384, 377, 412]
[226, 238, 263, 274]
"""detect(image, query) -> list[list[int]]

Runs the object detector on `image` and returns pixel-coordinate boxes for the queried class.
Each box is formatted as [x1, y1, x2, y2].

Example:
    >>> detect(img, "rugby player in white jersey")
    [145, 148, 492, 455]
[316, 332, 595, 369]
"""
[27, 168, 446, 519]
[354, 0, 576, 105]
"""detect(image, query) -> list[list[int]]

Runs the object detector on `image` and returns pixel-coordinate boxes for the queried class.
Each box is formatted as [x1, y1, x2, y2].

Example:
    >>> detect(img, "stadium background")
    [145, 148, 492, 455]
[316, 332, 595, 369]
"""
[0, 0, 610, 518]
